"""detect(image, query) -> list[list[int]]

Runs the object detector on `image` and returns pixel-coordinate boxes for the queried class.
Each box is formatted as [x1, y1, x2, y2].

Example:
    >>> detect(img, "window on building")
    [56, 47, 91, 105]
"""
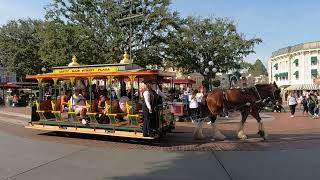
[293, 71, 299, 80]
[311, 69, 318, 78]
[311, 56, 317, 65]
[293, 59, 299, 66]
[273, 63, 278, 70]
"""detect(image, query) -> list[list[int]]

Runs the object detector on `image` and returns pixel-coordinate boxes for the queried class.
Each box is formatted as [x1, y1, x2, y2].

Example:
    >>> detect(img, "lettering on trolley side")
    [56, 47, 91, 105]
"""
[53, 67, 119, 74]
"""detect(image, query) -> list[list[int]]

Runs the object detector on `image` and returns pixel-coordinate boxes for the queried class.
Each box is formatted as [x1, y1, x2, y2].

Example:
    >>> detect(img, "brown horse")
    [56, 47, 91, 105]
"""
[197, 82, 281, 141]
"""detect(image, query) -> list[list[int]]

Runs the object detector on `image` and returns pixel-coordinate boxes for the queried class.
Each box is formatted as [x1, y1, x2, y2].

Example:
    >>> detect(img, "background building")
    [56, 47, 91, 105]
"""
[268, 41, 320, 91]
[0, 67, 16, 84]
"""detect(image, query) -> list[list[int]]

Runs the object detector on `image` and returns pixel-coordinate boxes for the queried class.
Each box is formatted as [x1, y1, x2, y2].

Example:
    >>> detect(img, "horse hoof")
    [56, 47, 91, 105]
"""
[212, 133, 226, 141]
[237, 131, 247, 140]
[238, 135, 247, 140]
[257, 130, 265, 137]
[214, 136, 226, 141]
[258, 130, 268, 141]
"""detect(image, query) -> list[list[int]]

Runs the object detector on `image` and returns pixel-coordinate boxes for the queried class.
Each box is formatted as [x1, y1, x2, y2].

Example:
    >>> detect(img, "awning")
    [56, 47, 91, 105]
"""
[293, 71, 299, 76]
[274, 74, 279, 77]
[173, 79, 196, 84]
[0, 83, 20, 89]
[285, 84, 320, 91]
[311, 69, 318, 75]
[293, 59, 299, 64]
[273, 63, 278, 68]
[279, 72, 288, 77]
[304, 84, 320, 90]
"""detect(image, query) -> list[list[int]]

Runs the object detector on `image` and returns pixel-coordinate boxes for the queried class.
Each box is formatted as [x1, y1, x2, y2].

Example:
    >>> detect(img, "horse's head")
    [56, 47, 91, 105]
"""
[272, 82, 282, 103]
[255, 82, 282, 104]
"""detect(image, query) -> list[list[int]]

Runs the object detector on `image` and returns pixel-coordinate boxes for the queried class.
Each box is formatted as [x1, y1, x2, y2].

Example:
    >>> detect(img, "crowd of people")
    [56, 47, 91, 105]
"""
[174, 87, 205, 122]
[286, 91, 320, 118]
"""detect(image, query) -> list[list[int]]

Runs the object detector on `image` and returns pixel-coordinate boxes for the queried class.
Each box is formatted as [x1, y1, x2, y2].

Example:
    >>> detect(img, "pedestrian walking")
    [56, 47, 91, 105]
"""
[307, 92, 318, 118]
[189, 89, 199, 123]
[287, 92, 297, 117]
[301, 95, 308, 116]
[12, 94, 19, 107]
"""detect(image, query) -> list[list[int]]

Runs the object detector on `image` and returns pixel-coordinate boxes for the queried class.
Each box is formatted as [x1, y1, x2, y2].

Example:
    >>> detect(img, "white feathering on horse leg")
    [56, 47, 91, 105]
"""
[237, 130, 247, 140]
[211, 123, 226, 141]
[237, 123, 247, 140]
[193, 121, 205, 140]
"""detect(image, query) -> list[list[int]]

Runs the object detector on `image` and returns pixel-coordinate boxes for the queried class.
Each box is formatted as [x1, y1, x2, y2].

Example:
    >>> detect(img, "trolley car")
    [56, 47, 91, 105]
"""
[25, 53, 175, 139]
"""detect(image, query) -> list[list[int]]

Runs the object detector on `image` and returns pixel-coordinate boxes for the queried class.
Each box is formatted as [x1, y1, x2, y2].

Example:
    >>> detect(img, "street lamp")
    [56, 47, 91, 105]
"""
[200, 57, 204, 64]
[212, 67, 217, 73]
[206, 61, 218, 90]
[41, 67, 46, 73]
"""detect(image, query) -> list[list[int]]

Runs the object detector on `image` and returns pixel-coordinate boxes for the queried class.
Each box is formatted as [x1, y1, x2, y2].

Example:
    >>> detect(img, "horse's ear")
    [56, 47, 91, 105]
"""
[273, 81, 278, 88]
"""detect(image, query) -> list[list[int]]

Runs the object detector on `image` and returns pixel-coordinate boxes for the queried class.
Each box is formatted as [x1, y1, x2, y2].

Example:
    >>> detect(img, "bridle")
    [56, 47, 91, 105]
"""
[253, 84, 279, 105]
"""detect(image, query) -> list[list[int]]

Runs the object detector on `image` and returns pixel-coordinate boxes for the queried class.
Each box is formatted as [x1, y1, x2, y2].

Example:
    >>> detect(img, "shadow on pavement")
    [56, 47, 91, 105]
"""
[35, 122, 320, 151]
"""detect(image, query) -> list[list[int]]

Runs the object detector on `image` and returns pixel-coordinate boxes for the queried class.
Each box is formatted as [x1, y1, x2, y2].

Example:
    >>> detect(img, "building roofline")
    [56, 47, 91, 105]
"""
[271, 40, 320, 58]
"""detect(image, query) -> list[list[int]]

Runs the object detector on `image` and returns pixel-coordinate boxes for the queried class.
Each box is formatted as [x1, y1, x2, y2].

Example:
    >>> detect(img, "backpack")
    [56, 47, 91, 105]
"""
[308, 96, 317, 106]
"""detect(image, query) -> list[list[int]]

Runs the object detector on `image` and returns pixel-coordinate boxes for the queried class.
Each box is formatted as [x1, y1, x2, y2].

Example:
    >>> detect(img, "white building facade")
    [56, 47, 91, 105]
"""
[268, 41, 320, 90]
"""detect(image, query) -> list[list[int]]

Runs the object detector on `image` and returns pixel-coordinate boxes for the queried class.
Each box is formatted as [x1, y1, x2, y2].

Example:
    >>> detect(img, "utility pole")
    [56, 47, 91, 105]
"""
[117, 0, 145, 64]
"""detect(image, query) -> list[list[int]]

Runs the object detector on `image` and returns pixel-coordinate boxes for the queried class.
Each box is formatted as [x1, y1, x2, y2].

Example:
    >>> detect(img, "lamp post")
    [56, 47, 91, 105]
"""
[207, 61, 217, 91]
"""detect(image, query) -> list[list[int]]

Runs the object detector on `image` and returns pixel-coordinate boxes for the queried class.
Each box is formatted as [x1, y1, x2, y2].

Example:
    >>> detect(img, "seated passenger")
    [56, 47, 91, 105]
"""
[119, 96, 129, 113]
[74, 99, 86, 114]
[71, 89, 87, 124]
[98, 95, 106, 113]
[82, 90, 90, 100]
[60, 90, 71, 112]
[111, 89, 118, 99]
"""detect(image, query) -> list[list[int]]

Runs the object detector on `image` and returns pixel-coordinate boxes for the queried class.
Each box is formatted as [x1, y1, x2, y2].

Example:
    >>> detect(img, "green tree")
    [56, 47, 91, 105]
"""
[0, 19, 45, 79]
[239, 61, 253, 70]
[166, 16, 262, 81]
[248, 59, 267, 76]
[40, 0, 180, 67]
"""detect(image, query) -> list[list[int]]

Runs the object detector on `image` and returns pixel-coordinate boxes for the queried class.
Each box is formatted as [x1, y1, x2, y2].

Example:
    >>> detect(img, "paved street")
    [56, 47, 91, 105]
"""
[0, 107, 320, 179]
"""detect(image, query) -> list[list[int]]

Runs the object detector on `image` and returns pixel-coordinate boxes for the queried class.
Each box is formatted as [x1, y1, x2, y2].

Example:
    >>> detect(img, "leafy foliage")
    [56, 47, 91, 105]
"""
[0, 19, 45, 78]
[0, 0, 263, 81]
[248, 59, 267, 76]
[165, 16, 262, 79]
[41, 0, 181, 67]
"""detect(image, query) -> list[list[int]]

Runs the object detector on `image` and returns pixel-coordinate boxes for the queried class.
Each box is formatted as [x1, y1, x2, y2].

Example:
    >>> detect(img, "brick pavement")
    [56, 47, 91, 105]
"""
[1, 107, 320, 151]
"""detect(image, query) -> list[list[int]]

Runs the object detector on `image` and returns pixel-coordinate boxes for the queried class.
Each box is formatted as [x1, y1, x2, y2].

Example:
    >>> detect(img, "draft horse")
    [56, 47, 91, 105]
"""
[197, 82, 281, 141]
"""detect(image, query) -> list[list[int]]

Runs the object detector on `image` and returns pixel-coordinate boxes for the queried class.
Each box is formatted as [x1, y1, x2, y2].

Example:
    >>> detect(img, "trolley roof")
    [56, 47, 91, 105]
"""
[26, 53, 175, 80]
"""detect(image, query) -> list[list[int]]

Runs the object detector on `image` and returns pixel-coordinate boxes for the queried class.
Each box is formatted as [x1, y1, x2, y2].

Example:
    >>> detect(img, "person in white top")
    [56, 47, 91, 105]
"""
[287, 92, 297, 117]
[195, 88, 204, 103]
[142, 82, 155, 137]
[189, 90, 199, 121]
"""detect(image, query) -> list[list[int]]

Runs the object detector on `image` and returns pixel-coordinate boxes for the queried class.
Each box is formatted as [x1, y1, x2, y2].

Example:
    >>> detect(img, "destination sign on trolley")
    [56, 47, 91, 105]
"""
[53, 67, 118, 74]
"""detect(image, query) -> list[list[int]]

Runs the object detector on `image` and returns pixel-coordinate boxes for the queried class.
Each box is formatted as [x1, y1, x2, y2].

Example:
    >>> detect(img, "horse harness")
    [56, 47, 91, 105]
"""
[222, 85, 273, 109]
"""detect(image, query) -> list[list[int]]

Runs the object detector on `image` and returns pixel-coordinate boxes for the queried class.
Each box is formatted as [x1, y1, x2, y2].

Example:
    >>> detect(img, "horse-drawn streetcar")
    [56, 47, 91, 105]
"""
[25, 53, 175, 139]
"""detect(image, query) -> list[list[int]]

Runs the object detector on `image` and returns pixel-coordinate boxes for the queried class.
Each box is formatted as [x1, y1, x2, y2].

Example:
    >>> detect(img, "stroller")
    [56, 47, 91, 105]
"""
[273, 101, 285, 112]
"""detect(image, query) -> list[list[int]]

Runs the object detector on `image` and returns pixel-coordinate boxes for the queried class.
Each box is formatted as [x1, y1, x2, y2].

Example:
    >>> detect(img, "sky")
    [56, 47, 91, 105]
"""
[1, 0, 320, 64]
